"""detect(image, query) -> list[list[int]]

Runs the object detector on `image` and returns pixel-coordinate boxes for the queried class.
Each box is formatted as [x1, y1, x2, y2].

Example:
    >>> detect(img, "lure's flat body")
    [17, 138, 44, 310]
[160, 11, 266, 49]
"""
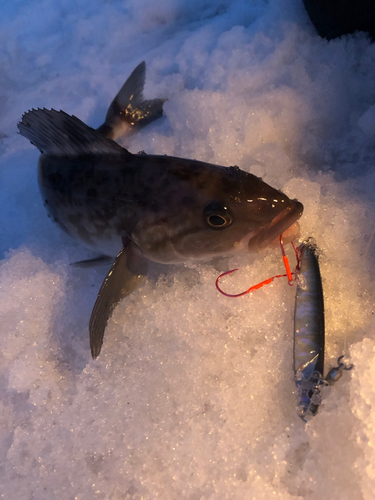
[294, 239, 325, 420]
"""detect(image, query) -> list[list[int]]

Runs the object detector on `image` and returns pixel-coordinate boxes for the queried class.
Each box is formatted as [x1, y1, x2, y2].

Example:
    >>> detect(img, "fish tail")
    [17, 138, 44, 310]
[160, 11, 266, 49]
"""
[97, 61, 167, 140]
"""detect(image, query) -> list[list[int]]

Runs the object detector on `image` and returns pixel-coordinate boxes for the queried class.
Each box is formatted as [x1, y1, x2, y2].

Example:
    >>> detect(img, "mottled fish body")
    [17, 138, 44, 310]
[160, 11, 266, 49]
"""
[38, 149, 302, 263]
[18, 62, 304, 358]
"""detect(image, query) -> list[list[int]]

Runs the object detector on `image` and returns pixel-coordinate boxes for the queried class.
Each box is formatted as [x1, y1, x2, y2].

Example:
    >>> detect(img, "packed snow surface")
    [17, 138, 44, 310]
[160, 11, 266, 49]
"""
[1, 0, 375, 498]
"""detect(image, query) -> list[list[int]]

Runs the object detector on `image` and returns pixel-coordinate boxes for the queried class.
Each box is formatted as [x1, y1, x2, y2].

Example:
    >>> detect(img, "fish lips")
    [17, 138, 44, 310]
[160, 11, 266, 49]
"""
[247, 200, 304, 252]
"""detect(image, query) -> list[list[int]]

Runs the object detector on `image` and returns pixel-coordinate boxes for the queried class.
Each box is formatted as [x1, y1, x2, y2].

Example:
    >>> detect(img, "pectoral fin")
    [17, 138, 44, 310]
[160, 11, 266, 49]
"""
[89, 242, 148, 359]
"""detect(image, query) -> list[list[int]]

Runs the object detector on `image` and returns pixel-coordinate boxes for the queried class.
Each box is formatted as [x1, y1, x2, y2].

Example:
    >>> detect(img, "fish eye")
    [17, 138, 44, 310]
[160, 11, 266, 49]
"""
[204, 201, 233, 229]
[207, 214, 227, 227]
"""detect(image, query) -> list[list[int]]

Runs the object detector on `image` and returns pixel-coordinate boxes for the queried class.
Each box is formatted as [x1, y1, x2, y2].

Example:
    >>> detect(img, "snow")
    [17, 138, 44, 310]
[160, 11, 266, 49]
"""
[1, 0, 375, 498]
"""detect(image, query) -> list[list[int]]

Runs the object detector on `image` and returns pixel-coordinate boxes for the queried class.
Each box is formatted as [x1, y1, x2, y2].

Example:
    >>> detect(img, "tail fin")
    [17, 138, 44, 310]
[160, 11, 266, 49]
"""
[97, 61, 167, 141]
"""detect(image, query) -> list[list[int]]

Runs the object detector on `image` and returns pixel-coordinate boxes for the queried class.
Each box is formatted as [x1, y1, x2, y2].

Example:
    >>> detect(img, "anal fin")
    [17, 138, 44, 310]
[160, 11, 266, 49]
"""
[89, 242, 148, 359]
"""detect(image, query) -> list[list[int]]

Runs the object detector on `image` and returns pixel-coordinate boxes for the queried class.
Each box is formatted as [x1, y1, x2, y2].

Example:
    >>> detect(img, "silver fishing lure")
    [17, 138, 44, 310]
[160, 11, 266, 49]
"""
[294, 239, 352, 421]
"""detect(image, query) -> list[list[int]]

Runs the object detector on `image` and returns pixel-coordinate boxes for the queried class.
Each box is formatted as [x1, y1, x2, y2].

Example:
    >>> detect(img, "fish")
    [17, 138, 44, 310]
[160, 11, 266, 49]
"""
[18, 61, 304, 359]
[294, 239, 352, 421]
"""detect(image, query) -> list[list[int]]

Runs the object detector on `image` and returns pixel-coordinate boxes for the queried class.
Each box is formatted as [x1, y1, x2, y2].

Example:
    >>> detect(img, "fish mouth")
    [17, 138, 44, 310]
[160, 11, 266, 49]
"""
[248, 200, 304, 252]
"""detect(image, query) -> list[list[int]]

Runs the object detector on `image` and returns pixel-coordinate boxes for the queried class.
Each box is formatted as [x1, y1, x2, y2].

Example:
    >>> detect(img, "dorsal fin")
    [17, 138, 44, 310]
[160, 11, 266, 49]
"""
[17, 109, 128, 156]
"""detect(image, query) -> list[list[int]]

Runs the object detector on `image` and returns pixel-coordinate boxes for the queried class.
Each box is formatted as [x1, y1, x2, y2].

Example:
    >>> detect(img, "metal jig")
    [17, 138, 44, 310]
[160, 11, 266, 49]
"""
[294, 240, 353, 421]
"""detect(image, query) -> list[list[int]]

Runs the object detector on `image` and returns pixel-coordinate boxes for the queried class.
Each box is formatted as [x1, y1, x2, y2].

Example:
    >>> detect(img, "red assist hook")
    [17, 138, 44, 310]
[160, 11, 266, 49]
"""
[215, 236, 301, 298]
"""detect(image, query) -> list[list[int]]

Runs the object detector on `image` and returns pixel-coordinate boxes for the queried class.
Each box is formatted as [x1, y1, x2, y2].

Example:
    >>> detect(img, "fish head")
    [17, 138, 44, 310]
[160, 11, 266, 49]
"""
[227, 167, 304, 252]
[132, 163, 303, 263]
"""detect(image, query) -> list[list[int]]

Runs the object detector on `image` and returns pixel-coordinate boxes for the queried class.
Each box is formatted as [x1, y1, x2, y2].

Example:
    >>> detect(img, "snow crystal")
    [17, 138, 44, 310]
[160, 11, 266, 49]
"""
[1, 0, 375, 498]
